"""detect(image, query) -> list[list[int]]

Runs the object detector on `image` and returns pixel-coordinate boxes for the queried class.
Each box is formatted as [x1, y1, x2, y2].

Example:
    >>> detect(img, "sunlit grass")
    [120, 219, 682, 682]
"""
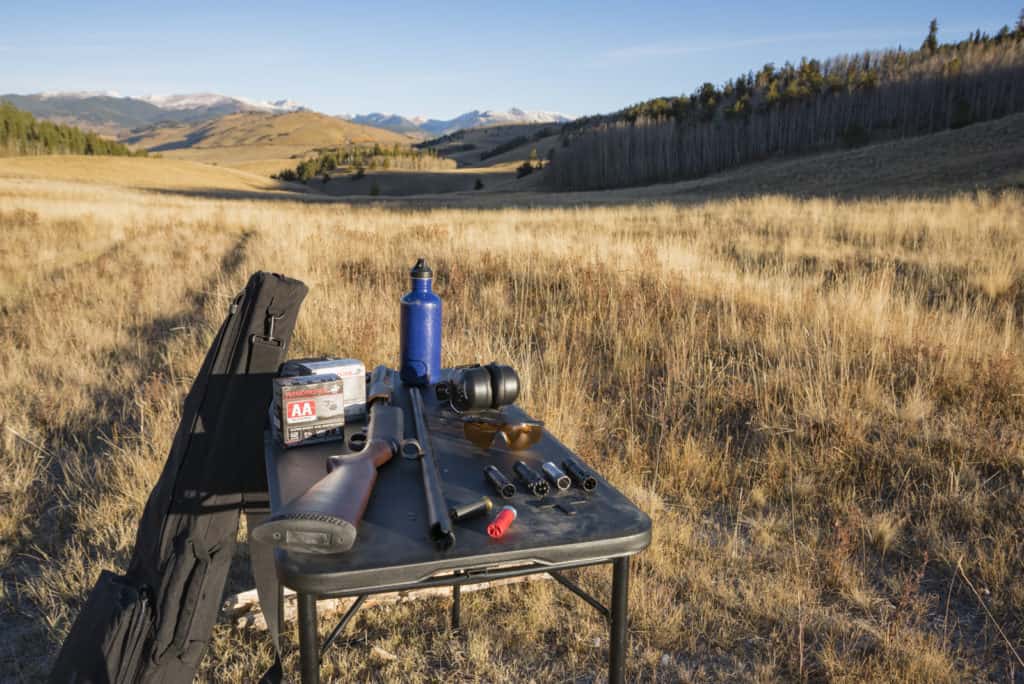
[1, 178, 1021, 681]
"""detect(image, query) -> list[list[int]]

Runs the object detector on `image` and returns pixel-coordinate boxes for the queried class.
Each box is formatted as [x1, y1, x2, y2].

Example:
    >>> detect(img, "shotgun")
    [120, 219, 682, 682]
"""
[252, 366, 402, 554]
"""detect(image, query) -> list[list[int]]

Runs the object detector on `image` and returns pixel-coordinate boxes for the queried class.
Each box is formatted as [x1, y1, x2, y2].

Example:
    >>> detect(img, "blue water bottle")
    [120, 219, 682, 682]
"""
[400, 258, 442, 386]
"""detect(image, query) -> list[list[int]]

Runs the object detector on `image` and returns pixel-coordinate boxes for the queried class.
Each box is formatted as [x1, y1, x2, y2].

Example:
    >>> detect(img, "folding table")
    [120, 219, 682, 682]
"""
[250, 368, 652, 683]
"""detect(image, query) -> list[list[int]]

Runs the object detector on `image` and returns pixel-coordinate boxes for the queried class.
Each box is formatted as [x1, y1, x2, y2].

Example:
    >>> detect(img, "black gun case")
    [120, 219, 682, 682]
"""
[50, 271, 307, 684]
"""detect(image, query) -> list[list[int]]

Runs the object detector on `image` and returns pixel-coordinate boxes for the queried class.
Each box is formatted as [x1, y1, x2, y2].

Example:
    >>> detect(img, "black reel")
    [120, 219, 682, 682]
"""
[438, 363, 520, 412]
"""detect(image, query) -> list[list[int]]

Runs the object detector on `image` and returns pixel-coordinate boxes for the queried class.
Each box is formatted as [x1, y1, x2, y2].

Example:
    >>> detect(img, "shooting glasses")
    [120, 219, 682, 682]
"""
[461, 414, 544, 451]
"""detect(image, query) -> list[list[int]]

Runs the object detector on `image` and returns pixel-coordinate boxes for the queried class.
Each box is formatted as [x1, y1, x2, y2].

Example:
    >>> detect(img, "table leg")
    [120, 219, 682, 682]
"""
[609, 557, 629, 684]
[297, 593, 320, 684]
[451, 584, 462, 632]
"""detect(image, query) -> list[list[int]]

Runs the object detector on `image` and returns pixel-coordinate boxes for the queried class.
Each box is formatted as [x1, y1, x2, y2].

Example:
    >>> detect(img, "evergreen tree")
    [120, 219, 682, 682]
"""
[296, 159, 318, 182]
[546, 11, 1024, 192]
[922, 18, 938, 53]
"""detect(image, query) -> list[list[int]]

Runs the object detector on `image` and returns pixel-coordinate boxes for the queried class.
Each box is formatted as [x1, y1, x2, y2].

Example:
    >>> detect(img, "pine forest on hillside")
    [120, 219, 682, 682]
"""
[546, 17, 1024, 191]
[0, 102, 141, 157]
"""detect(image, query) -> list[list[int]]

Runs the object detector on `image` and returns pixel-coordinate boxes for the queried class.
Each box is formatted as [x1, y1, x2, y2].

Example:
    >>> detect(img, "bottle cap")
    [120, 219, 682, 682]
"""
[410, 258, 432, 279]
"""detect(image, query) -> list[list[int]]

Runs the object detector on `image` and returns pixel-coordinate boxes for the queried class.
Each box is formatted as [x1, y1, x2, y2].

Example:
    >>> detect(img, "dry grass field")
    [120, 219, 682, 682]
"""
[1, 170, 1022, 681]
[0, 156, 307, 197]
[155, 145, 333, 178]
[320, 163, 524, 197]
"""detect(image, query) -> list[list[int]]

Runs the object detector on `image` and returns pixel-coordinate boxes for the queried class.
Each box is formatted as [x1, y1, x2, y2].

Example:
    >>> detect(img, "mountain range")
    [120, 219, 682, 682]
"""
[345, 108, 573, 137]
[0, 92, 305, 136]
[0, 91, 572, 139]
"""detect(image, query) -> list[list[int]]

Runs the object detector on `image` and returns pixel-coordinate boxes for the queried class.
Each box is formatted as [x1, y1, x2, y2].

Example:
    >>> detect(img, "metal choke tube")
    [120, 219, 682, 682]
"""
[563, 459, 598, 492]
[514, 460, 549, 497]
[542, 461, 571, 491]
[484, 465, 517, 499]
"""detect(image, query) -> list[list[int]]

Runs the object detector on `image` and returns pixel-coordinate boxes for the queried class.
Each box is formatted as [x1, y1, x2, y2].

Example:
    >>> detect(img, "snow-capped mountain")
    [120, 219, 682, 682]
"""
[0, 91, 305, 135]
[418, 108, 572, 135]
[345, 108, 573, 137]
[39, 90, 124, 99]
[139, 93, 303, 113]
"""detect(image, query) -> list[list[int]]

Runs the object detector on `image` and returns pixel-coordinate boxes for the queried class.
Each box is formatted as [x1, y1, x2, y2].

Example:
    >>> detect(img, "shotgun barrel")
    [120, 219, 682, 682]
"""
[409, 386, 456, 550]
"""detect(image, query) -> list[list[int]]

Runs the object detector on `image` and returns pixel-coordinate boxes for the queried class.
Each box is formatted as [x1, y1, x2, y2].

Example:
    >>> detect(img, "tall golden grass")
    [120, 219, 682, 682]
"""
[1, 177, 1021, 681]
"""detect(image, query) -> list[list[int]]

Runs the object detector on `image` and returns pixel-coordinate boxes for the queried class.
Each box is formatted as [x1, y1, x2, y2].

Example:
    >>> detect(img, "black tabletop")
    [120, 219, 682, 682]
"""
[265, 369, 651, 596]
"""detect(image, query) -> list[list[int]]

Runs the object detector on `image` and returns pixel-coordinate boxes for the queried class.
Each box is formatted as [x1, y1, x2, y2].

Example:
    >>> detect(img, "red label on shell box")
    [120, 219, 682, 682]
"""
[286, 400, 317, 423]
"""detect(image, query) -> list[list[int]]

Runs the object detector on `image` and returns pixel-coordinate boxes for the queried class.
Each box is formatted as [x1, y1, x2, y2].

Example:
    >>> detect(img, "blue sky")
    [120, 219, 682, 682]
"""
[1, 1, 1020, 119]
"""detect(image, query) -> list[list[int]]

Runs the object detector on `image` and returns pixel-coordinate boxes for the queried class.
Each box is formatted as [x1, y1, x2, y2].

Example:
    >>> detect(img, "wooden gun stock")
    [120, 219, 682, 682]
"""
[253, 403, 403, 554]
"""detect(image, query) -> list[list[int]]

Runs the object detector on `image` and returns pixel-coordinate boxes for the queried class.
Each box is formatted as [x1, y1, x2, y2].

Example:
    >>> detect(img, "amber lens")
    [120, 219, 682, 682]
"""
[501, 424, 543, 451]
[463, 421, 499, 449]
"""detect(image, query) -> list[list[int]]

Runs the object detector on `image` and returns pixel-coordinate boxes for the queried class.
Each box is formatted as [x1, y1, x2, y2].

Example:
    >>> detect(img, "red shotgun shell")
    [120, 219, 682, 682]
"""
[487, 505, 518, 539]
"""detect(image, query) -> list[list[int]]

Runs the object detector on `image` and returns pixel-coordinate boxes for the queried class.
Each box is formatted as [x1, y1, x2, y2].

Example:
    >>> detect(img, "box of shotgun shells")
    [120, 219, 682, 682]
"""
[272, 373, 346, 447]
[280, 357, 366, 421]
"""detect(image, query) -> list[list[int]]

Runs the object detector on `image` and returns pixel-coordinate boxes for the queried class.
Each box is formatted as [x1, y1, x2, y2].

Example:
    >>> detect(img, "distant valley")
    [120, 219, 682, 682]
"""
[5, 17, 1021, 199]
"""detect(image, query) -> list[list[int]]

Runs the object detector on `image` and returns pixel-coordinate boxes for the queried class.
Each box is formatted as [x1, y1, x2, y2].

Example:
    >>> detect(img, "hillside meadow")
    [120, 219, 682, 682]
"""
[1, 176, 1022, 681]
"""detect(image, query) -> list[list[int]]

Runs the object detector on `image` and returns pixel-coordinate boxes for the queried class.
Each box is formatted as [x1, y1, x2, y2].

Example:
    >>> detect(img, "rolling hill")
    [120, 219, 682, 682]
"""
[119, 111, 416, 176]
[123, 110, 412, 151]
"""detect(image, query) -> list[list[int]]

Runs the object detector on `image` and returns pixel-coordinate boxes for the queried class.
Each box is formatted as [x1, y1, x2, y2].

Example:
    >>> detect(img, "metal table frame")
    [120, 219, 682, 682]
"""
[277, 554, 633, 684]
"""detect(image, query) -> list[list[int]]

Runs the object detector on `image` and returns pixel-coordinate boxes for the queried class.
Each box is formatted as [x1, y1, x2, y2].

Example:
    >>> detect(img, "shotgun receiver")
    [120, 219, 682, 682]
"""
[253, 366, 401, 554]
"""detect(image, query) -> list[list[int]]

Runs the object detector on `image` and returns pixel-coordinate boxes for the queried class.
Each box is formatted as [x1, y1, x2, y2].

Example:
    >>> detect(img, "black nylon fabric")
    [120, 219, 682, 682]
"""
[49, 272, 308, 684]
